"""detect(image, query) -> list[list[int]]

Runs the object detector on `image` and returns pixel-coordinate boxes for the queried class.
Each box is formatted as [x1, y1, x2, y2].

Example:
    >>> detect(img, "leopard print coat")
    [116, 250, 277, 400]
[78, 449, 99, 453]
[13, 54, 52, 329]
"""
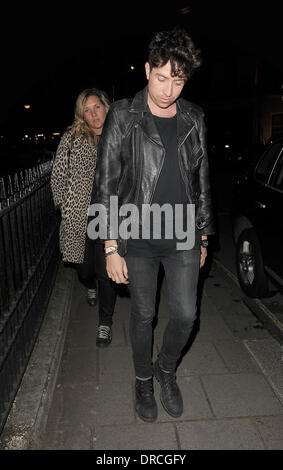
[51, 130, 97, 264]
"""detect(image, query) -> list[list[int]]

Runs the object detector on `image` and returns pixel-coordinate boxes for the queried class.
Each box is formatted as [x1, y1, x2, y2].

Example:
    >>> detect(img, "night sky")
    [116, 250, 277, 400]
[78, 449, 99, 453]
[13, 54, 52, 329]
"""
[1, 1, 282, 136]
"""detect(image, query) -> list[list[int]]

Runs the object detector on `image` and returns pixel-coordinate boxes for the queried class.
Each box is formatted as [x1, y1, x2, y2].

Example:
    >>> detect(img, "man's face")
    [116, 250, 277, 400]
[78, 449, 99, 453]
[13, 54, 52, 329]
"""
[145, 61, 186, 112]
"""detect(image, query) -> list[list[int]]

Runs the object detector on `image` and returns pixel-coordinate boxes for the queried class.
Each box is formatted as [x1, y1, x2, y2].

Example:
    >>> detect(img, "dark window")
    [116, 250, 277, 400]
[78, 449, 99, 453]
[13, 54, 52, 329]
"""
[272, 114, 283, 140]
[254, 142, 282, 183]
[269, 148, 283, 191]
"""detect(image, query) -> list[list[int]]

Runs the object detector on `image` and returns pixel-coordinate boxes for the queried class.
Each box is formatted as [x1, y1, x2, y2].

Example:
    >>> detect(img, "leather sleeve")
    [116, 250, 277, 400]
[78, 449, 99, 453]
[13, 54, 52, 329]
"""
[196, 115, 215, 236]
[92, 108, 122, 240]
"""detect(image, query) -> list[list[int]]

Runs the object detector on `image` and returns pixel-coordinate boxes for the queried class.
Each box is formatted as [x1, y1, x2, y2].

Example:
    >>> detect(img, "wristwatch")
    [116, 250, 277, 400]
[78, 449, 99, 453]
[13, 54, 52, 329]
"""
[200, 238, 209, 248]
[105, 245, 118, 256]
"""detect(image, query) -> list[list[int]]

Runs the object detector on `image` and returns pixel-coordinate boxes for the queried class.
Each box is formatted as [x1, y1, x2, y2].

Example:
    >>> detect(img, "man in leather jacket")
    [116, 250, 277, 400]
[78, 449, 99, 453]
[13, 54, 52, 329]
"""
[91, 29, 215, 422]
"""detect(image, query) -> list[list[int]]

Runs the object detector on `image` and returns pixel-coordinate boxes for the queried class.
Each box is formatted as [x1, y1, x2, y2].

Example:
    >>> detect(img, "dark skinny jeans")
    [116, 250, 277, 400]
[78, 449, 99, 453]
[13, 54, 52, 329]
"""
[126, 246, 200, 378]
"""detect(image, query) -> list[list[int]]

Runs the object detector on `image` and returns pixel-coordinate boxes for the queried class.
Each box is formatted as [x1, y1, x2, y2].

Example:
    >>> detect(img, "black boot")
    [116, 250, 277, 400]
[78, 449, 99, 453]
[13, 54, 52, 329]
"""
[154, 360, 183, 417]
[135, 377, 158, 422]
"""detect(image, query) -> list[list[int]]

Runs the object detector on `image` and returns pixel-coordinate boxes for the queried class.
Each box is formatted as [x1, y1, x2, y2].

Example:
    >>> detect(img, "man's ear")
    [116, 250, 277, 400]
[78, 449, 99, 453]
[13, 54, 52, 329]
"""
[145, 62, 150, 80]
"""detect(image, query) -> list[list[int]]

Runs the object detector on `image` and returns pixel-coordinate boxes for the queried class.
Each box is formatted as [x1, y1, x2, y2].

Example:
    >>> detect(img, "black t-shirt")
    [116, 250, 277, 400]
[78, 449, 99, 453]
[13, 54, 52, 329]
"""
[126, 113, 188, 257]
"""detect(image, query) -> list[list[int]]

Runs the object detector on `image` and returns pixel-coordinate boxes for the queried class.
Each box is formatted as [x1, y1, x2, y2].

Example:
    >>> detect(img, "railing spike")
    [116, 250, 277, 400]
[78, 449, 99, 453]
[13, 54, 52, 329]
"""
[28, 168, 33, 183]
[24, 169, 29, 187]
[19, 171, 25, 190]
[0, 177, 7, 200]
[14, 172, 20, 192]
[7, 175, 14, 196]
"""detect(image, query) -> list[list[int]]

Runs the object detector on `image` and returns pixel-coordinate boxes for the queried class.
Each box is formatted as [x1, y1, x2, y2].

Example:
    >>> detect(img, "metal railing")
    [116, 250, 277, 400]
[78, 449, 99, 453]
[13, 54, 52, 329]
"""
[0, 160, 61, 433]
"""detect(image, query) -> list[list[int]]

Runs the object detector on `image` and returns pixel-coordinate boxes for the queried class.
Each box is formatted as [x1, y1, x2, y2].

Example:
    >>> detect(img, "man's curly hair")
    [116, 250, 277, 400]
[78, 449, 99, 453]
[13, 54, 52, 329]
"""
[148, 28, 202, 80]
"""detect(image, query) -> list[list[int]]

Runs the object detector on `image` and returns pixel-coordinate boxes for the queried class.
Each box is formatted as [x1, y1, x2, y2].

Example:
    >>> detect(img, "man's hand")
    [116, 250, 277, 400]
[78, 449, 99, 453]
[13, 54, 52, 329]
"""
[106, 252, 129, 284]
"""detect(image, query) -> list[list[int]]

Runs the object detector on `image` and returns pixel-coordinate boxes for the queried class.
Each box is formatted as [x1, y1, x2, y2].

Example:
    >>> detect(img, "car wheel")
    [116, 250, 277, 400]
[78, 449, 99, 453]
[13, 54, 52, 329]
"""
[236, 228, 268, 298]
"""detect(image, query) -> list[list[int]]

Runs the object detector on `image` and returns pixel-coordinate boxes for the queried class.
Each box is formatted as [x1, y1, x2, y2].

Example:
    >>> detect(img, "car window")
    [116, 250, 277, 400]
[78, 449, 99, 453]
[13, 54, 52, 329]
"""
[254, 142, 283, 184]
[269, 147, 283, 191]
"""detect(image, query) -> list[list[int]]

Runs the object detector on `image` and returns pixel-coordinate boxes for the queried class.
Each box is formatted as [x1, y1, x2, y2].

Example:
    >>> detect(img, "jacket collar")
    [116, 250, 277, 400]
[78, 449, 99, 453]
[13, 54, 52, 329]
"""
[129, 86, 195, 148]
[129, 86, 149, 113]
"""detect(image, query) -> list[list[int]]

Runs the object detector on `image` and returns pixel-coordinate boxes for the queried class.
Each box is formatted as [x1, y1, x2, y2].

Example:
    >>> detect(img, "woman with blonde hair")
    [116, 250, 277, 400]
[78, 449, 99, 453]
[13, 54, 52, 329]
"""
[51, 88, 116, 347]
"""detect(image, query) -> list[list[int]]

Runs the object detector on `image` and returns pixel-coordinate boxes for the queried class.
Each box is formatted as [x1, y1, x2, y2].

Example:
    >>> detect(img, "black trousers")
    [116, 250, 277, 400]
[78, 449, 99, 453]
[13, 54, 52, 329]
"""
[126, 247, 200, 378]
[76, 240, 97, 289]
[77, 238, 117, 326]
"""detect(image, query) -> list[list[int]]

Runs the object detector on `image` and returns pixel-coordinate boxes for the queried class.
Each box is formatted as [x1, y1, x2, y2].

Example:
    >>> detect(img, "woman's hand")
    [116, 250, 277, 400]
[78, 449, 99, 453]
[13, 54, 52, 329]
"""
[200, 246, 207, 268]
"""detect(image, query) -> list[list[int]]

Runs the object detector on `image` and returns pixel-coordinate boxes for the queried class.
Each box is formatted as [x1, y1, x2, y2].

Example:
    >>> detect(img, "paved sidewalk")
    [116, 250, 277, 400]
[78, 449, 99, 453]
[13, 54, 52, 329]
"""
[41, 262, 283, 450]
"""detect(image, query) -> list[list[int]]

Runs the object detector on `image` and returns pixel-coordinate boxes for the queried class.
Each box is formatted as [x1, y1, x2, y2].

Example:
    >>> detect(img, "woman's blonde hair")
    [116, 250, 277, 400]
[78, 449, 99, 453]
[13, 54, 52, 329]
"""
[68, 88, 110, 144]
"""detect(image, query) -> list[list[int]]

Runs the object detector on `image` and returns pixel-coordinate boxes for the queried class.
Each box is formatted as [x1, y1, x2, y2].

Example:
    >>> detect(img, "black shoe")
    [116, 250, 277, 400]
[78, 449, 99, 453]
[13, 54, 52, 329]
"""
[96, 325, 112, 348]
[135, 377, 158, 422]
[87, 288, 98, 306]
[154, 360, 183, 417]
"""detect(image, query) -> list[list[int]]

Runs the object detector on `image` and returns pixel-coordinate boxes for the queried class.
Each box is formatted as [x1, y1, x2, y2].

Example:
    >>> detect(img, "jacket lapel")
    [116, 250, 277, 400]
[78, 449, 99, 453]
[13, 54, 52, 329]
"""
[129, 87, 164, 148]
[141, 112, 164, 148]
[176, 101, 195, 148]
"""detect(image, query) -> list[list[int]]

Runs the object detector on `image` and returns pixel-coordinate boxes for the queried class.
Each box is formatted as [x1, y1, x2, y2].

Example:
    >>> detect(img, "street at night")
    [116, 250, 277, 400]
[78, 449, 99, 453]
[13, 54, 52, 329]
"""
[0, 1, 282, 455]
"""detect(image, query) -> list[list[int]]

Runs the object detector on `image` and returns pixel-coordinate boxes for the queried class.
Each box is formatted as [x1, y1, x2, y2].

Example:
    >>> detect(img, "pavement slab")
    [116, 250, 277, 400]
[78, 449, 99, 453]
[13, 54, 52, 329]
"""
[244, 338, 283, 404]
[213, 339, 261, 373]
[176, 418, 266, 450]
[52, 381, 135, 428]
[93, 423, 179, 451]
[178, 341, 229, 376]
[252, 415, 283, 450]
[202, 372, 283, 418]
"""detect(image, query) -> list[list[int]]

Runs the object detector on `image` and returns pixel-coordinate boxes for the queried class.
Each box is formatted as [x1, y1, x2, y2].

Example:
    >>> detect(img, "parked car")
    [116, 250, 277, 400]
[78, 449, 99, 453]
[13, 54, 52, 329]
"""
[231, 138, 283, 298]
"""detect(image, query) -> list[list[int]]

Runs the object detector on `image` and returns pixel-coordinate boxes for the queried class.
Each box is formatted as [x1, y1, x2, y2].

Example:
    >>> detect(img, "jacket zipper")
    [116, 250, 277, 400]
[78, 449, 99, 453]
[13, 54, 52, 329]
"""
[120, 122, 141, 205]
[148, 148, 165, 205]
[178, 124, 195, 149]
[177, 125, 195, 202]
[177, 151, 191, 202]
[134, 124, 166, 206]
[133, 124, 142, 204]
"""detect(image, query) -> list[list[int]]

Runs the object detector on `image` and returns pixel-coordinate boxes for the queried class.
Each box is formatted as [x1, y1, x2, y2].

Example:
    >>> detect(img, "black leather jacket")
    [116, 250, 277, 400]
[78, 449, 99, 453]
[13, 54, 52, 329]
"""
[93, 86, 214, 256]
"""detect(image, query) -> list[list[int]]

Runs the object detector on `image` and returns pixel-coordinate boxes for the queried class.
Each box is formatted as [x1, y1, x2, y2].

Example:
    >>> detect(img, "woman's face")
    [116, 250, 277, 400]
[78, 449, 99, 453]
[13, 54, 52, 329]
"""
[84, 95, 107, 135]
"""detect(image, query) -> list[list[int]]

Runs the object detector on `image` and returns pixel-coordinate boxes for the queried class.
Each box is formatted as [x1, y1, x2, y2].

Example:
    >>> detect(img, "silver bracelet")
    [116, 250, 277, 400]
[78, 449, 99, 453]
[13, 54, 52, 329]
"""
[105, 247, 118, 257]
